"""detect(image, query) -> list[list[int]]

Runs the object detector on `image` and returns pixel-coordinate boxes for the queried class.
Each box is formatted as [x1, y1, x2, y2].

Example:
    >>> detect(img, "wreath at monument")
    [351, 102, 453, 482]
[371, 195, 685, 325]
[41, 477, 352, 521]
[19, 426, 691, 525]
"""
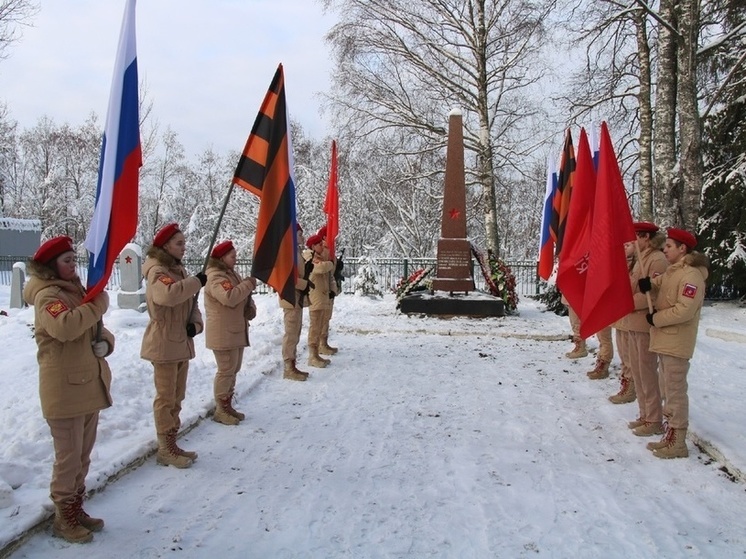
[471, 245, 519, 313]
[394, 266, 434, 303]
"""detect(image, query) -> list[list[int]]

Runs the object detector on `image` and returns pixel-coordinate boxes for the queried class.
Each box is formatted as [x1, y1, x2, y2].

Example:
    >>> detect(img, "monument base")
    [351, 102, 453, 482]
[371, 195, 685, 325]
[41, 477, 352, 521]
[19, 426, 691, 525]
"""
[118, 292, 147, 313]
[399, 291, 504, 317]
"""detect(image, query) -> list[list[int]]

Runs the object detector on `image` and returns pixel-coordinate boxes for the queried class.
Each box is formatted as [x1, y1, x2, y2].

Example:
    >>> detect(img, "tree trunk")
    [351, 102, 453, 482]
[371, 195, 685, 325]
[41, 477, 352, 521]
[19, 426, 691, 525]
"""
[635, 7, 655, 221]
[653, 0, 680, 227]
[676, 0, 704, 230]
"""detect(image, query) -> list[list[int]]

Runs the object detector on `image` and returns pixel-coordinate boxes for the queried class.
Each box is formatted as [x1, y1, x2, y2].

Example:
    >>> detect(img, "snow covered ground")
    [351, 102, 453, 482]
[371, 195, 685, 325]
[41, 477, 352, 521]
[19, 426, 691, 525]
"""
[1, 286, 745, 558]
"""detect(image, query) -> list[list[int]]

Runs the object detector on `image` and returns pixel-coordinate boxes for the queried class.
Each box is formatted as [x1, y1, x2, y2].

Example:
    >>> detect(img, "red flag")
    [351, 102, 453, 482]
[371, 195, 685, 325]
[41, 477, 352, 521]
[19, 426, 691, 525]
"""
[233, 64, 297, 304]
[323, 140, 339, 260]
[556, 128, 596, 314]
[579, 122, 636, 338]
[550, 129, 575, 257]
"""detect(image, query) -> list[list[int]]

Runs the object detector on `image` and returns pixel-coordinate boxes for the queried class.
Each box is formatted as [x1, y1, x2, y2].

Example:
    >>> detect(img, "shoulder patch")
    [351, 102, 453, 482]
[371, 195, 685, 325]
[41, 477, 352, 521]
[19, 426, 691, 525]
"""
[158, 276, 176, 286]
[682, 283, 698, 298]
[221, 280, 233, 291]
[45, 300, 69, 318]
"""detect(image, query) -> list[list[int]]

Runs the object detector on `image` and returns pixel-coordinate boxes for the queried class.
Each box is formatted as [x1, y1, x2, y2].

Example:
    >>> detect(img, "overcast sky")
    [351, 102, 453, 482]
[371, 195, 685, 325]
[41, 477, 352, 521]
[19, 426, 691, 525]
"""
[0, 0, 336, 156]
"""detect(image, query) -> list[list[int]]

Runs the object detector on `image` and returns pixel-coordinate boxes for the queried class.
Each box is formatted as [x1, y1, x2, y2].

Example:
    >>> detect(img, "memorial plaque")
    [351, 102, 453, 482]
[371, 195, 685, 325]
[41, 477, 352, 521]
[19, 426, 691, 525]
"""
[431, 109, 475, 294]
[117, 245, 146, 312]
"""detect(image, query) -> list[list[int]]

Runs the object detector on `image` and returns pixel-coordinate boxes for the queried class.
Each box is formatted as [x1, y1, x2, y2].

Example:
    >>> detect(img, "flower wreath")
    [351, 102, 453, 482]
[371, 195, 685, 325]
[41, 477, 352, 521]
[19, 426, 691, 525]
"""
[395, 265, 434, 301]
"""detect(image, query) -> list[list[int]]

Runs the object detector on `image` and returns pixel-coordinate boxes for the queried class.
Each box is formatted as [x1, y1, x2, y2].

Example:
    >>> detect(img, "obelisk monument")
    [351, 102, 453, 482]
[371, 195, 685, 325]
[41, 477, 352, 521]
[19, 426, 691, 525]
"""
[431, 109, 475, 294]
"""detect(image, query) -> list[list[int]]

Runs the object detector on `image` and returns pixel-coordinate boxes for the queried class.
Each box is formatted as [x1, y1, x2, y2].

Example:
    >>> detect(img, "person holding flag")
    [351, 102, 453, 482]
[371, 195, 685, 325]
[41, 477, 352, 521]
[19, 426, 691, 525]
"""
[304, 233, 335, 368]
[317, 224, 342, 355]
[279, 224, 314, 381]
[638, 228, 708, 459]
[203, 240, 257, 425]
[140, 223, 206, 469]
[23, 236, 114, 543]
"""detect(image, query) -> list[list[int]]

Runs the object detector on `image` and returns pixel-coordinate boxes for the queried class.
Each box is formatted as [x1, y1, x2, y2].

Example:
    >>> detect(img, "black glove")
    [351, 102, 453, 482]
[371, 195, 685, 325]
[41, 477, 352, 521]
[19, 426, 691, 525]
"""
[638, 277, 652, 293]
[329, 292, 336, 299]
[196, 272, 207, 286]
[304, 260, 314, 278]
[186, 323, 197, 337]
[645, 311, 656, 326]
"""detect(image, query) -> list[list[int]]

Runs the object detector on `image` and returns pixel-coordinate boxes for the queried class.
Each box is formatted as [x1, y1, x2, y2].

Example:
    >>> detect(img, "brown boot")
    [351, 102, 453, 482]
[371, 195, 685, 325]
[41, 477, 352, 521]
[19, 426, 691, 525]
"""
[214, 397, 240, 425]
[319, 336, 338, 355]
[283, 359, 309, 381]
[652, 428, 689, 459]
[627, 417, 645, 429]
[169, 429, 198, 461]
[565, 337, 588, 359]
[53, 500, 93, 543]
[156, 432, 194, 468]
[646, 425, 673, 450]
[308, 345, 330, 368]
[608, 377, 636, 404]
[632, 421, 664, 437]
[224, 391, 245, 421]
[74, 490, 104, 532]
[586, 359, 610, 380]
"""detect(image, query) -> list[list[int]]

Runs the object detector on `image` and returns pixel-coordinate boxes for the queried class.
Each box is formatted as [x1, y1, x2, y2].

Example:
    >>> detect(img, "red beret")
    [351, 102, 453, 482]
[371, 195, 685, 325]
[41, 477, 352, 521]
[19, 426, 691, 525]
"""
[633, 221, 659, 233]
[33, 236, 75, 263]
[306, 234, 323, 248]
[211, 240, 235, 259]
[317, 225, 327, 239]
[667, 228, 697, 249]
[153, 223, 180, 248]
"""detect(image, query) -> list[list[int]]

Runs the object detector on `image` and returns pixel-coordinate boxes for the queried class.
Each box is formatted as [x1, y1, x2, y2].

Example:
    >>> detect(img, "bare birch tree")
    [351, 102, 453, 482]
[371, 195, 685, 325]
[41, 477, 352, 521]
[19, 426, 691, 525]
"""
[321, 0, 555, 256]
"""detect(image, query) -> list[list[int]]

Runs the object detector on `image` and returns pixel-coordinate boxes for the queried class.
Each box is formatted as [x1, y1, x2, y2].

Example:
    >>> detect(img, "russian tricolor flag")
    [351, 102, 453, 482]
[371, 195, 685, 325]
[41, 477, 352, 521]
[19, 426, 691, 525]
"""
[83, 0, 141, 303]
[537, 155, 558, 281]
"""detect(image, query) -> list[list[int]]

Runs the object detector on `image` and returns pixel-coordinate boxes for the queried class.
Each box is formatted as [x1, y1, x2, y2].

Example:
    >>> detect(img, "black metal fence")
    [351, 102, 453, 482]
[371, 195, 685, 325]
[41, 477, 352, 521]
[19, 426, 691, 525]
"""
[0, 255, 541, 297]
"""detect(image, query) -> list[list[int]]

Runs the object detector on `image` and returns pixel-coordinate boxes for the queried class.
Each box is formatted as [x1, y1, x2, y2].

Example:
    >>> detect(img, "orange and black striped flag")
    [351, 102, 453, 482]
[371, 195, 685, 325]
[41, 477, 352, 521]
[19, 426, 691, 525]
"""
[234, 63, 297, 304]
[550, 128, 575, 257]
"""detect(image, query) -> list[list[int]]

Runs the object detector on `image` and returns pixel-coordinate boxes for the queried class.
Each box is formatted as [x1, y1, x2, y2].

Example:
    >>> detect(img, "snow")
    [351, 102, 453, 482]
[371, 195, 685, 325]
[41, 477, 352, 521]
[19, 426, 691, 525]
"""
[1, 286, 745, 558]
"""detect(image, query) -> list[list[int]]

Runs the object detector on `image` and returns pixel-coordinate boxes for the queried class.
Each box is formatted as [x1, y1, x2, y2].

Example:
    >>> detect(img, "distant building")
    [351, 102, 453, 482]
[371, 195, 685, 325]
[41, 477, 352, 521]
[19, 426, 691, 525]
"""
[0, 218, 42, 272]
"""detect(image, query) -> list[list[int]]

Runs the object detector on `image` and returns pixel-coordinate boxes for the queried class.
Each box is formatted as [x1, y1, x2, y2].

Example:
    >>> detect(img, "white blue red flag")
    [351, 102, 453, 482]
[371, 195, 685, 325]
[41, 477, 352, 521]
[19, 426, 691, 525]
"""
[83, 0, 141, 303]
[537, 155, 558, 280]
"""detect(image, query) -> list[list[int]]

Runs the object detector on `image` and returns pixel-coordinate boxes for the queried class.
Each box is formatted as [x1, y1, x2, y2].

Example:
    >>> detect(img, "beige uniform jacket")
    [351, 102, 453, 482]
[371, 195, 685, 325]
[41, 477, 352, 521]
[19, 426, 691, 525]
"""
[140, 247, 203, 363]
[648, 252, 709, 360]
[617, 247, 668, 332]
[279, 246, 312, 310]
[204, 258, 256, 351]
[303, 248, 334, 310]
[23, 262, 114, 419]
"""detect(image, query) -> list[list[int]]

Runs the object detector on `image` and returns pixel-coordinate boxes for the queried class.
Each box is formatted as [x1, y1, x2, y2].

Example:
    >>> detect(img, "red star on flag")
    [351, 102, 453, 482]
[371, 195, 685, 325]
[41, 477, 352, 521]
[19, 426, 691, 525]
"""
[125, 255, 132, 264]
[449, 208, 461, 220]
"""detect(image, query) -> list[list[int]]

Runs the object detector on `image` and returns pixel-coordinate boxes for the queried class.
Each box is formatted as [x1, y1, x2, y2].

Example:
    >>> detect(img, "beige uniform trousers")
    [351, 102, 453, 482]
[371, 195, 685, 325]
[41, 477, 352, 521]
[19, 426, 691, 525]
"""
[47, 412, 99, 503]
[568, 306, 613, 362]
[567, 305, 581, 337]
[615, 329, 632, 381]
[658, 354, 690, 430]
[213, 348, 244, 400]
[320, 298, 334, 340]
[152, 361, 189, 435]
[308, 309, 325, 347]
[282, 307, 303, 361]
[627, 330, 662, 423]
[596, 326, 614, 362]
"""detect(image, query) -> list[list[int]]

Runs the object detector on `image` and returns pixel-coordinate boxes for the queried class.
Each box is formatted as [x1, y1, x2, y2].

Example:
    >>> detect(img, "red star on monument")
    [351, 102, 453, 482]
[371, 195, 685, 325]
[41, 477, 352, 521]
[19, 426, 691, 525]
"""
[448, 208, 461, 220]
[125, 255, 132, 264]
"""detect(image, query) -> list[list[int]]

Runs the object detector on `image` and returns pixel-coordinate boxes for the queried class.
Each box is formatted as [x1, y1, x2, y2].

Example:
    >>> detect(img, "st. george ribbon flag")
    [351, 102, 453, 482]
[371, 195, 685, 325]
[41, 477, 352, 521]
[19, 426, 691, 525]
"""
[555, 128, 596, 315]
[83, 0, 141, 303]
[233, 63, 298, 304]
[323, 140, 339, 260]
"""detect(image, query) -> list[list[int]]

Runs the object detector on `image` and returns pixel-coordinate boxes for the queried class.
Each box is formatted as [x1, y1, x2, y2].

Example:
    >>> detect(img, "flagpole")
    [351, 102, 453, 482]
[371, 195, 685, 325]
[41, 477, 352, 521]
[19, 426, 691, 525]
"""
[200, 180, 237, 273]
[634, 242, 654, 313]
[189, 179, 238, 320]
